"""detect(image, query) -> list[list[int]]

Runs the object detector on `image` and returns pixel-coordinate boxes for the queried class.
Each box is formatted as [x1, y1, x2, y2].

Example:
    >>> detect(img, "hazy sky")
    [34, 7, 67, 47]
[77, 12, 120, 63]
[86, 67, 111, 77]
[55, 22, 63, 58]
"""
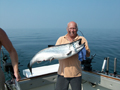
[0, 0, 120, 29]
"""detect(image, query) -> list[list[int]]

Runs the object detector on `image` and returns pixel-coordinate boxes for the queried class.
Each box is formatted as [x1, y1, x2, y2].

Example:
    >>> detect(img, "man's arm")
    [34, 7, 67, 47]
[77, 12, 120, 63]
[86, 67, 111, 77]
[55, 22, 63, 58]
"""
[0, 28, 21, 81]
[86, 49, 90, 57]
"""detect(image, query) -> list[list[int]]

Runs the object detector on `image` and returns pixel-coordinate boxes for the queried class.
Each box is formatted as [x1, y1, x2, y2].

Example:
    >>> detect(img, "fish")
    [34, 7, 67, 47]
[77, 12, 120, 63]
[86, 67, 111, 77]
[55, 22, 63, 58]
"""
[28, 39, 85, 74]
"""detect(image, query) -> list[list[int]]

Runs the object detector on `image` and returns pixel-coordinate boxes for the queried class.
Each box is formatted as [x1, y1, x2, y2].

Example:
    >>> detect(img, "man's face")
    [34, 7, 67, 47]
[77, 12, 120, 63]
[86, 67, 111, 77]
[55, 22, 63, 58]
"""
[67, 23, 77, 38]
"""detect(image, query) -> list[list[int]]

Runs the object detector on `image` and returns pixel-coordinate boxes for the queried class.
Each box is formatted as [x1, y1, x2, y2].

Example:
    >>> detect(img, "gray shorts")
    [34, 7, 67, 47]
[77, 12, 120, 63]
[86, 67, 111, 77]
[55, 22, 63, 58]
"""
[55, 75, 82, 90]
[0, 68, 5, 90]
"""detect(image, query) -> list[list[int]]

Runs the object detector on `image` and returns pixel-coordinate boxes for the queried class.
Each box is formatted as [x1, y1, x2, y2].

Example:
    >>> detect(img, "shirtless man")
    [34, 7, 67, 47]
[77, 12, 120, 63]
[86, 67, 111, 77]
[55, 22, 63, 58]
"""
[0, 28, 21, 90]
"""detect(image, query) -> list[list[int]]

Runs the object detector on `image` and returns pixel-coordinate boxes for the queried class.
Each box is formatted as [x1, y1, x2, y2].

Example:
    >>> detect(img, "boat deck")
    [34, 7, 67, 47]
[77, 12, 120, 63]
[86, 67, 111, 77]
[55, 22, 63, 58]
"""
[10, 64, 119, 90]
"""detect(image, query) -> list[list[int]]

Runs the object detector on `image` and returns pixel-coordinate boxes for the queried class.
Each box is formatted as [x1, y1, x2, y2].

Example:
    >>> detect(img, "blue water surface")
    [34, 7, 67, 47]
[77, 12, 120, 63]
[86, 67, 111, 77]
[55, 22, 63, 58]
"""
[1, 28, 120, 79]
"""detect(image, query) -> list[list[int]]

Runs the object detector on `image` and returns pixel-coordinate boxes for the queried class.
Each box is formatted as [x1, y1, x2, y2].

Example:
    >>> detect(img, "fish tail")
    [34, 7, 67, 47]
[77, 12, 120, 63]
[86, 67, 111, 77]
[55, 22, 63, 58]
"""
[27, 63, 32, 75]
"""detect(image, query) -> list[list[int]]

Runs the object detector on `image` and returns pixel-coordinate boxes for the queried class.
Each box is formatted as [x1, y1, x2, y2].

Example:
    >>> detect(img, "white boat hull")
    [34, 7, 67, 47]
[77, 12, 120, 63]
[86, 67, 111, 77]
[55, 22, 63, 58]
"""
[5, 64, 120, 90]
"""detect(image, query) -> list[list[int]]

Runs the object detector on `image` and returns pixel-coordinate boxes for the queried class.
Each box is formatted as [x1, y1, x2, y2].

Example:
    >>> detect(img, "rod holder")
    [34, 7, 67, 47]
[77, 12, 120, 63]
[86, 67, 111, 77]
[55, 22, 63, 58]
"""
[106, 57, 109, 75]
[101, 57, 107, 73]
[114, 58, 117, 77]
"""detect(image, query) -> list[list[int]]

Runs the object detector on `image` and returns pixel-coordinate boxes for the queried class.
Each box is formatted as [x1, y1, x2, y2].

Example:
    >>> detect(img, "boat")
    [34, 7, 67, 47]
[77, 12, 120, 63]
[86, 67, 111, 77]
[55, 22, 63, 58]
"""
[1, 50, 120, 90]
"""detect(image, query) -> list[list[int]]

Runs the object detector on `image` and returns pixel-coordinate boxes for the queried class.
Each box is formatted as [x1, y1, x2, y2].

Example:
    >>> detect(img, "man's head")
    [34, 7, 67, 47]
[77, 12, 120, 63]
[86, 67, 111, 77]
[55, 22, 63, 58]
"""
[67, 21, 78, 38]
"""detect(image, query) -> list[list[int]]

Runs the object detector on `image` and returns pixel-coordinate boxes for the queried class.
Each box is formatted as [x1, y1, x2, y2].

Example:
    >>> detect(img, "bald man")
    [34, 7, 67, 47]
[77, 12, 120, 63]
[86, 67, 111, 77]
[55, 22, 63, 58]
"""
[0, 28, 21, 90]
[55, 21, 90, 90]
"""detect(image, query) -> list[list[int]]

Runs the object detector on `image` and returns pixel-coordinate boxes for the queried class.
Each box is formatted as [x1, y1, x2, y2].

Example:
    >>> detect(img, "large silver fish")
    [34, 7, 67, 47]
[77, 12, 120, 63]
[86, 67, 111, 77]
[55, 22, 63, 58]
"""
[28, 39, 85, 74]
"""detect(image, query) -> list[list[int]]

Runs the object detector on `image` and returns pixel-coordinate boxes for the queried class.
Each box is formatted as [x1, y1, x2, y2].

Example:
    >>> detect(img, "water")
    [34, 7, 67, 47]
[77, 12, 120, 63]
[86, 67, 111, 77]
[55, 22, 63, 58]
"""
[1, 28, 120, 80]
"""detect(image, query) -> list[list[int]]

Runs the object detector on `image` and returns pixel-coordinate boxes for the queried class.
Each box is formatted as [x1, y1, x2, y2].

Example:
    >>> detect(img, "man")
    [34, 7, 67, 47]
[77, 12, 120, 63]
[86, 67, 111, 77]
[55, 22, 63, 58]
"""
[55, 21, 90, 90]
[0, 28, 21, 90]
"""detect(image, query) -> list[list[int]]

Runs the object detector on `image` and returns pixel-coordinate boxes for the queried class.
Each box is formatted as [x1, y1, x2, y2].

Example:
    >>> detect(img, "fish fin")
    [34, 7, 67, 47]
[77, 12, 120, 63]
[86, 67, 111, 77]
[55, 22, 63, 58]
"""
[50, 57, 54, 62]
[67, 51, 72, 55]
[27, 63, 32, 75]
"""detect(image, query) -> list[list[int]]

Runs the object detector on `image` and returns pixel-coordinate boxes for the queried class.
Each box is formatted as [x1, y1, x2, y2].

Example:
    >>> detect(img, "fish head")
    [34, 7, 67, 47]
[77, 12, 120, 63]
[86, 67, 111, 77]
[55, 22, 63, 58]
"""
[72, 39, 85, 52]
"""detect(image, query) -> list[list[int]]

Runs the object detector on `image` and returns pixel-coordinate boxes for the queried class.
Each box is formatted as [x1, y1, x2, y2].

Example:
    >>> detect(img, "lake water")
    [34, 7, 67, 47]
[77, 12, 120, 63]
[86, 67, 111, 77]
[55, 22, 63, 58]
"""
[1, 28, 120, 80]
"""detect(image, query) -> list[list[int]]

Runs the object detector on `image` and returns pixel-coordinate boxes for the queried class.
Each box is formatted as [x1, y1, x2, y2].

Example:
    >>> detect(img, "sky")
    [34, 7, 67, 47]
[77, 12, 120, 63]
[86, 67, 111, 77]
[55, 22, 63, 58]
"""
[0, 0, 120, 30]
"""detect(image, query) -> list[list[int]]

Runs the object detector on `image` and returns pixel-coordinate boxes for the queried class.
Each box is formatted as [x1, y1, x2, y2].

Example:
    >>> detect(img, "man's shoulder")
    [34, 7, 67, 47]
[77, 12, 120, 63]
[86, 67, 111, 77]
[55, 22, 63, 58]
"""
[0, 28, 5, 34]
[77, 35, 85, 39]
[58, 35, 66, 40]
[76, 35, 88, 42]
[0, 28, 3, 32]
[0, 28, 6, 37]
[0, 28, 3, 36]
[0, 28, 4, 44]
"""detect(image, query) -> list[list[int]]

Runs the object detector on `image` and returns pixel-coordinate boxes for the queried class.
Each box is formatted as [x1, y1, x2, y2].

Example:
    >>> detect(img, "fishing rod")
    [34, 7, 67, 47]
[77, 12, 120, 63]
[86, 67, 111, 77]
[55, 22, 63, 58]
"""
[78, 30, 84, 37]
[114, 58, 117, 77]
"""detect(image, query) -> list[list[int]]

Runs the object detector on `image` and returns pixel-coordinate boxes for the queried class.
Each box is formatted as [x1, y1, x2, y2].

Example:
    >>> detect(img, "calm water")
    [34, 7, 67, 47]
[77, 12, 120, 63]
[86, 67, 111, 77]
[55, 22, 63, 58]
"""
[1, 28, 120, 80]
